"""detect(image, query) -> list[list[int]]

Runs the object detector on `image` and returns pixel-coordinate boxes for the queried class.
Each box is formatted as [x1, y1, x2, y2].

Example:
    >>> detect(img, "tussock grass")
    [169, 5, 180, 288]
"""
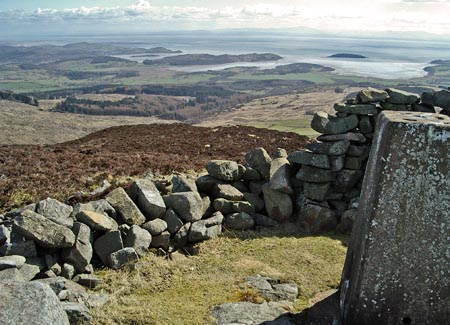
[91, 225, 348, 324]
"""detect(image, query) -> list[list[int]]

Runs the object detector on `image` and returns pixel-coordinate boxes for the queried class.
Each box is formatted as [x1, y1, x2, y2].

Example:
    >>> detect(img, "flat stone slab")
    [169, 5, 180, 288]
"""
[340, 112, 450, 325]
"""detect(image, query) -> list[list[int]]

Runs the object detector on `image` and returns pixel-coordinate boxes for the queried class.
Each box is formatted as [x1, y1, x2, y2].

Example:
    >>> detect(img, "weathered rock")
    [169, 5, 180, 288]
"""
[336, 209, 357, 234]
[245, 276, 298, 302]
[262, 183, 293, 222]
[411, 103, 435, 113]
[306, 140, 350, 156]
[142, 218, 167, 236]
[150, 231, 171, 250]
[340, 111, 450, 325]
[86, 293, 109, 308]
[173, 223, 191, 247]
[61, 263, 76, 280]
[213, 198, 254, 215]
[205, 160, 245, 181]
[329, 155, 345, 172]
[18, 263, 40, 281]
[356, 87, 389, 103]
[334, 103, 378, 115]
[0, 255, 26, 271]
[296, 165, 335, 183]
[230, 181, 249, 194]
[288, 150, 330, 169]
[245, 147, 272, 180]
[123, 225, 152, 257]
[0, 227, 38, 258]
[385, 88, 420, 104]
[164, 192, 204, 222]
[195, 174, 222, 193]
[242, 166, 262, 181]
[35, 276, 67, 295]
[93, 230, 123, 266]
[344, 156, 366, 170]
[163, 209, 184, 234]
[303, 182, 330, 201]
[0, 268, 25, 281]
[201, 195, 214, 218]
[189, 213, 223, 242]
[249, 180, 265, 195]
[128, 179, 166, 220]
[346, 144, 370, 157]
[36, 198, 74, 228]
[224, 212, 254, 230]
[61, 302, 92, 324]
[76, 210, 118, 231]
[428, 89, 450, 109]
[332, 169, 364, 193]
[359, 115, 373, 133]
[380, 101, 410, 111]
[0, 281, 70, 325]
[172, 174, 198, 193]
[298, 204, 337, 234]
[109, 247, 139, 270]
[73, 274, 101, 289]
[106, 187, 146, 225]
[269, 157, 293, 194]
[72, 199, 117, 220]
[61, 222, 93, 273]
[213, 183, 244, 201]
[13, 210, 75, 248]
[311, 111, 359, 135]
[317, 132, 366, 143]
[253, 213, 278, 227]
[243, 192, 265, 212]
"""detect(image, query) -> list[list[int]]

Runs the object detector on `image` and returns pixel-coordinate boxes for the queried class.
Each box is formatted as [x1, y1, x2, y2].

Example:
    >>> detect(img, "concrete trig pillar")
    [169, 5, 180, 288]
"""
[340, 111, 450, 325]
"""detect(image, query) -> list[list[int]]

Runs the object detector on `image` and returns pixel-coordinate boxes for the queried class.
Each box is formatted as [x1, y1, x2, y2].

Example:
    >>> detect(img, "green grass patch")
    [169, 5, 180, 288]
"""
[229, 72, 336, 84]
[248, 118, 319, 136]
[91, 227, 348, 324]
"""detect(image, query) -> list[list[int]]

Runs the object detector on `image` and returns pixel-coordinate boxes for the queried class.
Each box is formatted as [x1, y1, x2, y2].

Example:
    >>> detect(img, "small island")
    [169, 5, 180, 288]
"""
[328, 53, 367, 59]
[143, 53, 283, 66]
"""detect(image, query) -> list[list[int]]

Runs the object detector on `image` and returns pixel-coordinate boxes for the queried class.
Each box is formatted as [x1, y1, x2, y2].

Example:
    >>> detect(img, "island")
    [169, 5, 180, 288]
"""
[143, 53, 283, 66]
[328, 53, 367, 59]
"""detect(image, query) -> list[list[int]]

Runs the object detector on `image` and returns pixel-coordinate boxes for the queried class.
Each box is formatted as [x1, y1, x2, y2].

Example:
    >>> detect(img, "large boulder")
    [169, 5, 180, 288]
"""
[311, 111, 359, 134]
[172, 174, 198, 193]
[298, 204, 337, 233]
[72, 199, 117, 219]
[142, 219, 167, 236]
[188, 212, 224, 242]
[123, 225, 152, 257]
[13, 210, 75, 249]
[163, 209, 184, 234]
[0, 255, 26, 271]
[385, 88, 419, 104]
[269, 157, 293, 194]
[0, 281, 70, 324]
[164, 192, 204, 222]
[245, 148, 272, 180]
[61, 222, 93, 273]
[61, 302, 92, 324]
[93, 230, 123, 266]
[205, 160, 245, 181]
[356, 87, 389, 103]
[262, 184, 293, 222]
[36, 198, 74, 228]
[109, 247, 139, 270]
[106, 187, 146, 225]
[128, 179, 166, 220]
[224, 212, 254, 230]
[76, 210, 118, 232]
[213, 184, 244, 201]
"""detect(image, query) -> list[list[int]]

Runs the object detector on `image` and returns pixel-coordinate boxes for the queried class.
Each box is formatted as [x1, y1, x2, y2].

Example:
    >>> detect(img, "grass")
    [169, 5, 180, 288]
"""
[248, 118, 319, 136]
[91, 226, 348, 324]
[229, 72, 336, 84]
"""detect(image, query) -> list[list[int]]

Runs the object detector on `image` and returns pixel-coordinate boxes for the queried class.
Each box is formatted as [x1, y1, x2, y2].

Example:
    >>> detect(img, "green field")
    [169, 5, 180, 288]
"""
[248, 118, 319, 136]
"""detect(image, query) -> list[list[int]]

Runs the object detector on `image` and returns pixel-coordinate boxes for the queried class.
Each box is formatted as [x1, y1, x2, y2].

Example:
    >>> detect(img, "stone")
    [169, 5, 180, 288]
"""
[336, 209, 357, 234]
[249, 180, 265, 195]
[296, 165, 335, 183]
[0, 225, 8, 245]
[253, 213, 278, 227]
[287, 150, 330, 169]
[72, 199, 117, 220]
[76, 210, 118, 231]
[262, 183, 293, 222]
[0, 268, 25, 281]
[380, 101, 410, 111]
[201, 195, 214, 218]
[61, 222, 93, 273]
[245, 147, 272, 180]
[109, 247, 139, 270]
[212, 301, 291, 325]
[86, 293, 109, 308]
[411, 103, 435, 113]
[18, 263, 40, 281]
[173, 224, 191, 247]
[356, 87, 389, 103]
[298, 204, 337, 234]
[163, 209, 184, 234]
[0, 255, 26, 270]
[269, 157, 293, 194]
[150, 231, 171, 250]
[35, 276, 67, 295]
[36, 198, 74, 228]
[123, 225, 152, 257]
[306, 140, 350, 156]
[61, 302, 92, 324]
[242, 166, 261, 181]
[230, 181, 249, 194]
[385, 88, 420, 104]
[93, 230, 123, 266]
[61, 263, 76, 280]
[344, 156, 366, 170]
[13, 210, 75, 248]
[329, 155, 345, 172]
[213, 183, 244, 201]
[334, 103, 378, 115]
[213, 198, 254, 215]
[0, 227, 38, 257]
[128, 179, 166, 220]
[166, 192, 204, 223]
[172, 174, 198, 193]
[196, 175, 221, 193]
[303, 182, 330, 201]
[189, 216, 223, 242]
[243, 192, 265, 212]
[340, 111, 450, 325]
[317, 132, 366, 143]
[332, 169, 364, 193]
[224, 212, 254, 230]
[205, 160, 245, 181]
[358, 115, 373, 133]
[311, 111, 359, 134]
[0, 281, 70, 325]
[346, 144, 370, 157]
[106, 187, 146, 225]
[142, 218, 167, 236]
[430, 89, 450, 109]
[73, 274, 101, 289]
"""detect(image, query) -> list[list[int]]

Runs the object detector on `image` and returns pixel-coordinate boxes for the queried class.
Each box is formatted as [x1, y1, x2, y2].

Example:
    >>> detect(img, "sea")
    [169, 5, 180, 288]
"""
[4, 31, 450, 80]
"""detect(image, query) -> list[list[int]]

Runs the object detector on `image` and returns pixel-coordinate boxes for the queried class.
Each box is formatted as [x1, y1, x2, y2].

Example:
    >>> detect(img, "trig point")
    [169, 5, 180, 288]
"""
[340, 111, 450, 325]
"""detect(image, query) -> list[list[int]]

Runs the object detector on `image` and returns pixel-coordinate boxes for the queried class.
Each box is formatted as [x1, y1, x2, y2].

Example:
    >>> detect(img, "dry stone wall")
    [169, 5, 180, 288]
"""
[1, 87, 449, 324]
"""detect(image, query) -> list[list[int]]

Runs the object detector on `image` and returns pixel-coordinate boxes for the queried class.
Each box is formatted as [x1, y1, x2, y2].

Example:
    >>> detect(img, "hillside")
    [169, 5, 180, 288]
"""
[143, 53, 283, 66]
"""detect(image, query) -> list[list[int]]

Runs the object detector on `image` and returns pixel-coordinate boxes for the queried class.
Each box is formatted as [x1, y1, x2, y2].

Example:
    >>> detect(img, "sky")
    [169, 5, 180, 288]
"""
[0, 0, 449, 38]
